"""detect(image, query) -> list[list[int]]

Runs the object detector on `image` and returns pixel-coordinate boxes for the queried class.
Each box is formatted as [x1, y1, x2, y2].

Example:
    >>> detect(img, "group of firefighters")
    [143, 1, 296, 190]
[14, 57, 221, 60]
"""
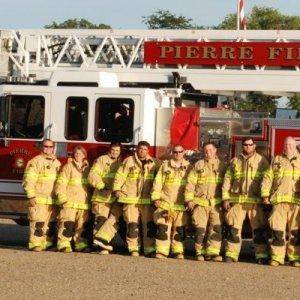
[22, 136, 300, 267]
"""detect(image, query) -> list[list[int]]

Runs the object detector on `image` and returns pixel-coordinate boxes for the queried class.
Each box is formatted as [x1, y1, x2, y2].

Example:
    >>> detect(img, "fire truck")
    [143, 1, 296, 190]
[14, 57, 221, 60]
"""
[0, 29, 300, 225]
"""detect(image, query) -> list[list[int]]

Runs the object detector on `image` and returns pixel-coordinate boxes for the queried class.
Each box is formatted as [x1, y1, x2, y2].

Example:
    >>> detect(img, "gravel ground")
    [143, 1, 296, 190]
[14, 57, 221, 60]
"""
[0, 219, 299, 299]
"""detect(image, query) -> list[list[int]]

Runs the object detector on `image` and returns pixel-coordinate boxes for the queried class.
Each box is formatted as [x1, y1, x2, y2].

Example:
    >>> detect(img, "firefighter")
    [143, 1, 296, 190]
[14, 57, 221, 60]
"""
[55, 146, 91, 252]
[88, 142, 122, 254]
[113, 141, 158, 257]
[152, 145, 190, 259]
[185, 142, 227, 262]
[23, 139, 61, 251]
[222, 137, 270, 264]
[262, 137, 300, 267]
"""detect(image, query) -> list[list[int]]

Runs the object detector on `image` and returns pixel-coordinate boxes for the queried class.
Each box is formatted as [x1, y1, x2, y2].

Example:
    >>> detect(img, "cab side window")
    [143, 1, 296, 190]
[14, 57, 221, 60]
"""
[5, 95, 45, 139]
[65, 97, 88, 141]
[95, 98, 134, 143]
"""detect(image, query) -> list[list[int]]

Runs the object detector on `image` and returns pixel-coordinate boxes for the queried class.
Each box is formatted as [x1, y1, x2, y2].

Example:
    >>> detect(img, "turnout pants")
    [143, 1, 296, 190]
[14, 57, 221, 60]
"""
[225, 203, 268, 261]
[154, 208, 187, 256]
[93, 202, 123, 245]
[269, 203, 300, 264]
[192, 204, 223, 257]
[28, 203, 58, 250]
[123, 204, 155, 255]
[57, 207, 90, 251]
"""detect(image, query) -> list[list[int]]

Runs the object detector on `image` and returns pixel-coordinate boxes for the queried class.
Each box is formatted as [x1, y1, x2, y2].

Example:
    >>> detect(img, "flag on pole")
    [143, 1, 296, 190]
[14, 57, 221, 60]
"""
[237, 0, 247, 30]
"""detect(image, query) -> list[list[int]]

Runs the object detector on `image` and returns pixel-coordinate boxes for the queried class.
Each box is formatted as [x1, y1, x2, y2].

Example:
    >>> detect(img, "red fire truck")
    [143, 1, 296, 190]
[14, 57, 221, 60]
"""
[0, 29, 299, 224]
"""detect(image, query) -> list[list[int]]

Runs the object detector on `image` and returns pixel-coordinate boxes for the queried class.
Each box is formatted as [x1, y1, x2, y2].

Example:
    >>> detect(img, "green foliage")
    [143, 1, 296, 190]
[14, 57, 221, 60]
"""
[236, 92, 277, 117]
[45, 18, 111, 29]
[288, 94, 300, 117]
[142, 10, 195, 29]
[216, 6, 300, 30]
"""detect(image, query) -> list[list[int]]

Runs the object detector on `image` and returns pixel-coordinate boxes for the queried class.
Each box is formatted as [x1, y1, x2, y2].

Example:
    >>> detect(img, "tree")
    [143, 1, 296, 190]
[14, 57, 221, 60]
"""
[142, 10, 198, 29]
[216, 6, 300, 30]
[45, 18, 111, 29]
[288, 94, 300, 117]
[236, 93, 278, 117]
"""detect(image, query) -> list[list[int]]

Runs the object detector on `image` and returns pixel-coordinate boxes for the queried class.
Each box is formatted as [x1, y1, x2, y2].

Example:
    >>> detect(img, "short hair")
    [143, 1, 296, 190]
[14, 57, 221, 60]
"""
[42, 138, 54, 146]
[109, 142, 122, 149]
[242, 137, 255, 145]
[137, 141, 150, 148]
[72, 145, 87, 159]
[173, 144, 185, 150]
[203, 142, 216, 149]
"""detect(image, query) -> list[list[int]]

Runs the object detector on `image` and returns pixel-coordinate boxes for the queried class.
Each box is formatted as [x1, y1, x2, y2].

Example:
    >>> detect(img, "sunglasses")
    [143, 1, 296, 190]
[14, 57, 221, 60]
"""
[43, 145, 54, 148]
[243, 143, 254, 147]
[173, 150, 184, 154]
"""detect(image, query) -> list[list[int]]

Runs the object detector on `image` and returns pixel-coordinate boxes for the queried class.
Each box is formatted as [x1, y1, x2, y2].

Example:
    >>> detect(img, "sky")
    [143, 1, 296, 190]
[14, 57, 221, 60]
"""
[0, 0, 299, 29]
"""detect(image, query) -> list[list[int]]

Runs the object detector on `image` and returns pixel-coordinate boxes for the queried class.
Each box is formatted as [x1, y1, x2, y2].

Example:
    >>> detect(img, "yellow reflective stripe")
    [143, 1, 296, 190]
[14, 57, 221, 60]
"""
[222, 191, 230, 200]
[144, 247, 156, 255]
[105, 172, 116, 179]
[225, 169, 234, 179]
[63, 202, 91, 210]
[116, 172, 127, 178]
[185, 192, 194, 201]
[118, 197, 151, 205]
[188, 174, 197, 184]
[35, 197, 57, 205]
[271, 195, 298, 204]
[193, 197, 222, 206]
[57, 241, 72, 251]
[229, 195, 259, 204]
[26, 190, 36, 198]
[156, 245, 170, 256]
[159, 201, 186, 211]
[37, 174, 57, 181]
[75, 242, 88, 251]
[24, 172, 38, 179]
[264, 170, 274, 178]
[127, 173, 154, 180]
[164, 179, 187, 186]
[92, 195, 116, 203]
[172, 244, 184, 254]
[225, 250, 239, 262]
[96, 182, 105, 190]
[58, 194, 67, 204]
[196, 178, 223, 184]
[151, 191, 161, 200]
[206, 247, 220, 256]
[271, 254, 285, 265]
[57, 176, 68, 184]
[68, 178, 88, 186]
[261, 189, 270, 197]
[288, 254, 300, 261]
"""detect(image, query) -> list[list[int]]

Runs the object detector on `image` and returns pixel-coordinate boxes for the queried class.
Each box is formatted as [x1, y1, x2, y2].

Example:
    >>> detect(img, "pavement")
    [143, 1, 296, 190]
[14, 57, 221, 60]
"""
[0, 219, 299, 299]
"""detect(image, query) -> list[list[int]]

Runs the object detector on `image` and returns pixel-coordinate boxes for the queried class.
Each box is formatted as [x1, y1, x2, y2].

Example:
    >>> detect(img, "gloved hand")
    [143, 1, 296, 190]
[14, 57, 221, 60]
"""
[186, 201, 195, 211]
[153, 200, 160, 208]
[28, 197, 36, 207]
[222, 200, 230, 211]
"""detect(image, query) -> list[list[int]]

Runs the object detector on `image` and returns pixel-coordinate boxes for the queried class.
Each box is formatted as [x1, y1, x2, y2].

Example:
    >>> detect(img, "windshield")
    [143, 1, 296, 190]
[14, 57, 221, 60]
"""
[0, 95, 45, 139]
[0, 95, 9, 138]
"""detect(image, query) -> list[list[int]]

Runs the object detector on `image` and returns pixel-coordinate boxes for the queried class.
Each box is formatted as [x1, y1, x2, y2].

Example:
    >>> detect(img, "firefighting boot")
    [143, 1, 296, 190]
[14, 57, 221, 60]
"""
[290, 261, 300, 267]
[225, 257, 235, 263]
[156, 253, 167, 259]
[59, 247, 72, 253]
[31, 246, 44, 252]
[174, 253, 184, 260]
[212, 255, 223, 262]
[196, 255, 205, 261]
[270, 260, 280, 267]
[256, 258, 269, 265]
[94, 238, 113, 251]
[131, 251, 139, 257]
